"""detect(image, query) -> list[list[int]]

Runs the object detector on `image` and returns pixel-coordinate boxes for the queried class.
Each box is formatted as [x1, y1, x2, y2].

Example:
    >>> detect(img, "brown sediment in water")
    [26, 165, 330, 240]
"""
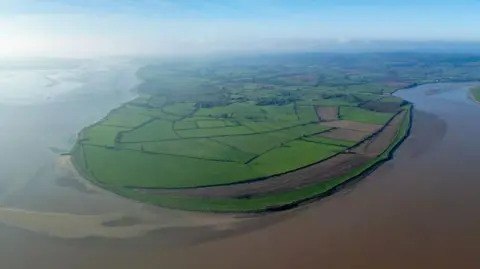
[3, 84, 480, 269]
[2, 108, 480, 269]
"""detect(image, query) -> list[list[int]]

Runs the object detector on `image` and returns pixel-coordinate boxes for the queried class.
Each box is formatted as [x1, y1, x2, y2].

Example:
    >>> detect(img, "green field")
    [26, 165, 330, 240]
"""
[339, 106, 394, 124]
[197, 120, 227, 128]
[249, 140, 342, 175]
[75, 105, 413, 212]
[470, 86, 480, 102]
[69, 54, 425, 212]
[120, 120, 177, 142]
[81, 125, 130, 147]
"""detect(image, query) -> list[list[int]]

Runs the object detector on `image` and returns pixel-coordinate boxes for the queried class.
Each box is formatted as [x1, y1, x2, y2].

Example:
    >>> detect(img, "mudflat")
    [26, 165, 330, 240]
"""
[2, 102, 479, 269]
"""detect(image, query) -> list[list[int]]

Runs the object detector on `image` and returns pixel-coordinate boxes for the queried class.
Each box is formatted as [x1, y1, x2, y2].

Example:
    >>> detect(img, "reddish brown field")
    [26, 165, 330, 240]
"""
[316, 106, 339, 121]
[319, 128, 369, 142]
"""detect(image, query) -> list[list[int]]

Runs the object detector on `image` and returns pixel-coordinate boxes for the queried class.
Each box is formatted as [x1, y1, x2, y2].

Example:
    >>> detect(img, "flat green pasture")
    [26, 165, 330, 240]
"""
[297, 105, 319, 122]
[120, 120, 177, 142]
[125, 105, 182, 121]
[249, 140, 342, 175]
[100, 106, 152, 128]
[147, 96, 167, 108]
[119, 138, 255, 163]
[162, 102, 196, 116]
[177, 126, 253, 138]
[81, 125, 129, 147]
[174, 120, 197, 130]
[339, 106, 394, 125]
[81, 145, 263, 188]
[195, 102, 260, 118]
[197, 120, 226, 128]
[240, 121, 303, 133]
[195, 102, 298, 122]
[259, 104, 297, 121]
[212, 123, 332, 155]
[110, 106, 413, 212]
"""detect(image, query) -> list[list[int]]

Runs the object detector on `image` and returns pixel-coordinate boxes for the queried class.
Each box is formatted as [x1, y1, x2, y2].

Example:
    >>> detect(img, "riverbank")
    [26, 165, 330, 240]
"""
[70, 98, 412, 213]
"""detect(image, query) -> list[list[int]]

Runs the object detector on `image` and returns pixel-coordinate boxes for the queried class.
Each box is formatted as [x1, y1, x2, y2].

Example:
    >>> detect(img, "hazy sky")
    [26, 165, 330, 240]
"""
[1, 0, 480, 57]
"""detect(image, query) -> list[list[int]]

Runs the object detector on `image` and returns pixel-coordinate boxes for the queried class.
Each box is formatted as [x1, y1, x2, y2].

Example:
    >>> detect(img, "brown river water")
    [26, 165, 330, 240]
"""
[0, 73, 479, 268]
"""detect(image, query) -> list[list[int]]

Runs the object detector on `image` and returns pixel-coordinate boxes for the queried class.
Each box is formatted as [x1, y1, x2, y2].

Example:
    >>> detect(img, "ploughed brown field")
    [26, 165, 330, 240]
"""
[319, 128, 369, 142]
[134, 110, 406, 199]
[315, 106, 339, 121]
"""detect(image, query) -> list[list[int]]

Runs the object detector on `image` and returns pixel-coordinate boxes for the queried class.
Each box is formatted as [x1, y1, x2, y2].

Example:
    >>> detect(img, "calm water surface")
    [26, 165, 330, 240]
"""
[0, 81, 479, 269]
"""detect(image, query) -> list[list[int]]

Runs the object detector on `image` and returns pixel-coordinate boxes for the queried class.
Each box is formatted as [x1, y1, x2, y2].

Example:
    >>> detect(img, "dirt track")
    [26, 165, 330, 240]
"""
[133, 111, 406, 199]
[316, 106, 339, 121]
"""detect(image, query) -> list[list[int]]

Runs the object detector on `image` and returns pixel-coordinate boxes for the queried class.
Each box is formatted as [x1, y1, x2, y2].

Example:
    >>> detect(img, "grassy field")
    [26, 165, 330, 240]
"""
[120, 120, 177, 142]
[81, 125, 130, 147]
[302, 135, 357, 147]
[339, 106, 394, 124]
[80, 144, 263, 188]
[249, 140, 343, 175]
[69, 54, 426, 212]
[105, 105, 413, 212]
[470, 86, 480, 102]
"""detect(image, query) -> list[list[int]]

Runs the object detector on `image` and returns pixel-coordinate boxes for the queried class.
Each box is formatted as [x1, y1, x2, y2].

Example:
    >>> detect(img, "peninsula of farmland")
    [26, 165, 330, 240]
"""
[71, 56, 413, 212]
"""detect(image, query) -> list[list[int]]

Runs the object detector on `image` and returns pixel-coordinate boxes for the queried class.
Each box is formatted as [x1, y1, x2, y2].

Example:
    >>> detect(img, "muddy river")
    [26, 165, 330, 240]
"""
[0, 71, 479, 268]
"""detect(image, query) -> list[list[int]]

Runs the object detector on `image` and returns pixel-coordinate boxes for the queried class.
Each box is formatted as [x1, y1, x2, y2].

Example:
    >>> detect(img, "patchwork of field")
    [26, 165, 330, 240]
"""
[134, 110, 407, 199]
[71, 63, 412, 212]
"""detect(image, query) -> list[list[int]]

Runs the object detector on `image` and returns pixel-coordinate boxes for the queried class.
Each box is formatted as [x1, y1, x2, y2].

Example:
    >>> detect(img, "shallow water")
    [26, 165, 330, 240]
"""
[1, 81, 480, 268]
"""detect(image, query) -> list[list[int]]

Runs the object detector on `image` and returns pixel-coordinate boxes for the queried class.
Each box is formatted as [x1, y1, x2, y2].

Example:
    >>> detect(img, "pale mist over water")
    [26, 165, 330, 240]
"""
[0, 59, 141, 209]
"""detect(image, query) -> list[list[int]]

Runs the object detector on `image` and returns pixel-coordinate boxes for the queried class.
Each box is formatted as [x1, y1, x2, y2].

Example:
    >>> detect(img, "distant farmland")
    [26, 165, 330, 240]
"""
[71, 57, 413, 212]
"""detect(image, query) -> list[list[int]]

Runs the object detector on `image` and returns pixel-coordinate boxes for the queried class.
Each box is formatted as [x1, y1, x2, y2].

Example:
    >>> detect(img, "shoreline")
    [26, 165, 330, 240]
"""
[70, 92, 413, 213]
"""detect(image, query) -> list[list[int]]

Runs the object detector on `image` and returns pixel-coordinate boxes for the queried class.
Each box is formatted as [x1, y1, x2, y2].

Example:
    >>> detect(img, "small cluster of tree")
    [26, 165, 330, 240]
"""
[320, 93, 347, 99]
[208, 113, 233, 119]
[256, 96, 298, 106]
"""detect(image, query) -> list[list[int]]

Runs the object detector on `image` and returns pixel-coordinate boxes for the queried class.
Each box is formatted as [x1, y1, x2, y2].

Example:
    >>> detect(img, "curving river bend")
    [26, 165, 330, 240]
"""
[0, 73, 479, 268]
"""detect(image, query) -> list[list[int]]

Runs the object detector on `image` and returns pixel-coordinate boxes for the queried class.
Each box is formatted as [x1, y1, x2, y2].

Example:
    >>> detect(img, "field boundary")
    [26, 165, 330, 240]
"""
[125, 109, 404, 190]
[88, 104, 412, 213]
